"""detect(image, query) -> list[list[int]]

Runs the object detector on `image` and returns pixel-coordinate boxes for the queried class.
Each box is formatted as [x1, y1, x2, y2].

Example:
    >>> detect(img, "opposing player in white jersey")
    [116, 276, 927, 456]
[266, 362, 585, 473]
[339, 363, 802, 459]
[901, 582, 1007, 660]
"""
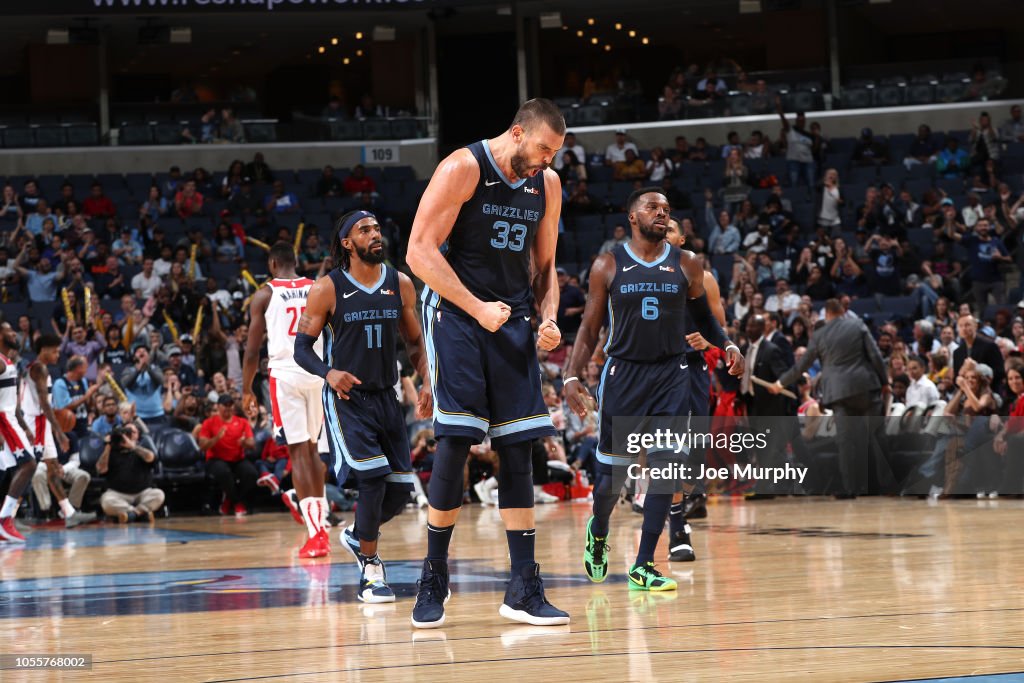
[23, 334, 96, 528]
[243, 241, 329, 558]
[0, 322, 35, 543]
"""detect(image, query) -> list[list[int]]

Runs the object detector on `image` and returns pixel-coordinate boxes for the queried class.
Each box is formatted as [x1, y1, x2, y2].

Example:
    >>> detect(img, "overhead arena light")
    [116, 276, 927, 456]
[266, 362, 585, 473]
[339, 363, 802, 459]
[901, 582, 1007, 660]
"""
[739, 0, 762, 13]
[539, 12, 562, 29]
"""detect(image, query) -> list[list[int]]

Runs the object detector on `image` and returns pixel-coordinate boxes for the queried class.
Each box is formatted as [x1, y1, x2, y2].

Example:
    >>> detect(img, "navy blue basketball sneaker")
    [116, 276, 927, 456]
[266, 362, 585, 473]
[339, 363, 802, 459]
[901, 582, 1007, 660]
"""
[498, 563, 570, 626]
[411, 559, 451, 629]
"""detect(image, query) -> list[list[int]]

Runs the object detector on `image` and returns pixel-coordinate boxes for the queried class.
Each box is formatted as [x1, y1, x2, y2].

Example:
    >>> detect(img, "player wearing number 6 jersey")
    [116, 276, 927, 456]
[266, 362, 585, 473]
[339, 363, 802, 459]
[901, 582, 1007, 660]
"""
[563, 188, 744, 592]
[243, 241, 329, 558]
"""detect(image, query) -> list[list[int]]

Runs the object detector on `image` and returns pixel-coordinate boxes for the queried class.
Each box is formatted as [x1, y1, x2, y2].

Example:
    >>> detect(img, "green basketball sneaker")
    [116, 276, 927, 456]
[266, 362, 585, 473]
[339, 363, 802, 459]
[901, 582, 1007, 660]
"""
[627, 562, 677, 591]
[583, 516, 610, 583]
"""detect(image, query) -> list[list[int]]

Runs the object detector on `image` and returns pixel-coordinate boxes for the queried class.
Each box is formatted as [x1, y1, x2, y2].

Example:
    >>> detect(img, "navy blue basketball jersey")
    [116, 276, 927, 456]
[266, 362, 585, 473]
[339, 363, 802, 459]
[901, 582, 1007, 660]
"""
[603, 242, 690, 362]
[324, 266, 401, 392]
[423, 139, 546, 317]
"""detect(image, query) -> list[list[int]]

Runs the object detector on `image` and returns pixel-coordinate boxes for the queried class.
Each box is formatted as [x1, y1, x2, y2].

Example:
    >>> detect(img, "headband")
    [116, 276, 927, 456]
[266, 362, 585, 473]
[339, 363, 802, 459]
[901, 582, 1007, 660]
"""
[338, 210, 376, 241]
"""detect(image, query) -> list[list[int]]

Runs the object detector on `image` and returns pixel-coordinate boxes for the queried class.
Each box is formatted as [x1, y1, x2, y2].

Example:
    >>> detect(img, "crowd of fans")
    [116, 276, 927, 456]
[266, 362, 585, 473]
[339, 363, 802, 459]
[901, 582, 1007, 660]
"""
[3, 101, 1024, 523]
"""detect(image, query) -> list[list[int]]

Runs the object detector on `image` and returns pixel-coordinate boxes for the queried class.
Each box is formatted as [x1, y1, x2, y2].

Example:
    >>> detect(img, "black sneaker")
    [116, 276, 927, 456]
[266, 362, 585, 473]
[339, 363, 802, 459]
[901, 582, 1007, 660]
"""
[683, 492, 707, 519]
[668, 523, 696, 562]
[498, 563, 570, 626]
[411, 559, 451, 629]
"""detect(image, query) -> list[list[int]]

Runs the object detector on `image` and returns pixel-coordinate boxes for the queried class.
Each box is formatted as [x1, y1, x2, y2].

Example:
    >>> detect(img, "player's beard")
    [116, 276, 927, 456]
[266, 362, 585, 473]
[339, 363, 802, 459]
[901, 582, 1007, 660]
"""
[511, 144, 547, 180]
[354, 241, 386, 265]
[638, 219, 667, 243]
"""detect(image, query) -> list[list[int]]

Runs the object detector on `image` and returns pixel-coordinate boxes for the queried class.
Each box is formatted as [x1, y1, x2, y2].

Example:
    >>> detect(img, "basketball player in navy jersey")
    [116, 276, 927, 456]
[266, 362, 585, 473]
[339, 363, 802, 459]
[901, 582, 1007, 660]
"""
[565, 189, 743, 591]
[294, 211, 432, 603]
[663, 217, 727, 561]
[405, 99, 567, 628]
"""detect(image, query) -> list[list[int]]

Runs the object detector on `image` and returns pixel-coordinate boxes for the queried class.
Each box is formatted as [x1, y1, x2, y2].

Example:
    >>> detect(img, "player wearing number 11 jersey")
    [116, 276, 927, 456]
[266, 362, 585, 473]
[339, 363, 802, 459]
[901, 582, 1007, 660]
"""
[243, 241, 329, 558]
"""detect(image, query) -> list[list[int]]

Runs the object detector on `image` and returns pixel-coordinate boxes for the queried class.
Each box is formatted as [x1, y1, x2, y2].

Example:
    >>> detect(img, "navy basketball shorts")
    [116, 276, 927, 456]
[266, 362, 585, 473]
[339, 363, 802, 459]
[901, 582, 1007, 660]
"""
[685, 350, 712, 419]
[595, 355, 691, 476]
[423, 303, 556, 448]
[322, 387, 415, 491]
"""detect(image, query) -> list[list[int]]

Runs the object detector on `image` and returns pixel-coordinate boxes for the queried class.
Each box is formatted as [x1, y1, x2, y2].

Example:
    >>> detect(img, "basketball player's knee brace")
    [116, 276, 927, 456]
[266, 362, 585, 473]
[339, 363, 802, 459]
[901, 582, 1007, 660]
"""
[427, 436, 473, 511]
[380, 483, 410, 524]
[593, 462, 617, 497]
[355, 476, 387, 542]
[496, 441, 534, 509]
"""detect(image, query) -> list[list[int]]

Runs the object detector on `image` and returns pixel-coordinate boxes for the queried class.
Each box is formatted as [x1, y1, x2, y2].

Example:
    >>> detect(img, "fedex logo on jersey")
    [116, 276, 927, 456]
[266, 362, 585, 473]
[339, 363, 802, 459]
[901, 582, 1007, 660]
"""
[380, 289, 396, 295]
[659, 265, 675, 272]
[523, 186, 540, 195]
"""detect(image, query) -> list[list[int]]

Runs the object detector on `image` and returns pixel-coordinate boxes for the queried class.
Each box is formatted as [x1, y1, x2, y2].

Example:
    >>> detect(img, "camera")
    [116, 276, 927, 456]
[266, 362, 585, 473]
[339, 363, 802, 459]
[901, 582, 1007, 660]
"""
[110, 426, 131, 447]
[426, 438, 437, 449]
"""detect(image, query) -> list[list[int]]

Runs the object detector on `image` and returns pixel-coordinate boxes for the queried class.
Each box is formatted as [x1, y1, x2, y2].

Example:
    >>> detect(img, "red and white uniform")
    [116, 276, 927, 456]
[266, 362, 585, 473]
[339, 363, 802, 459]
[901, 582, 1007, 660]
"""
[265, 278, 325, 445]
[0, 353, 32, 469]
[20, 362, 57, 461]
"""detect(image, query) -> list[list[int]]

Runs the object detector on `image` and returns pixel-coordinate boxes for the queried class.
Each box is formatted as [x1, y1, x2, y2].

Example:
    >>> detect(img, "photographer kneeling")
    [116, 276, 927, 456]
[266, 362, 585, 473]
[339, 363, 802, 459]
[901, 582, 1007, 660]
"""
[96, 423, 165, 523]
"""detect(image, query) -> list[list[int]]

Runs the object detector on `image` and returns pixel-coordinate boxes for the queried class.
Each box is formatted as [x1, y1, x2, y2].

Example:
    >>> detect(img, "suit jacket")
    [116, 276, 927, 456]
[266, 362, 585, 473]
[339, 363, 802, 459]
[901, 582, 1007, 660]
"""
[952, 336, 1005, 393]
[778, 316, 887, 407]
[768, 330, 795, 366]
[744, 338, 791, 416]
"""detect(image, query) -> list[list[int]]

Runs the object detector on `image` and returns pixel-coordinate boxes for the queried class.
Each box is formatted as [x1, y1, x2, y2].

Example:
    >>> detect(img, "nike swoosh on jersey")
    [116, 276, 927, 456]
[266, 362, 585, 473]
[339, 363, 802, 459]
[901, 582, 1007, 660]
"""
[485, 180, 501, 186]
[343, 291, 358, 298]
[622, 264, 638, 271]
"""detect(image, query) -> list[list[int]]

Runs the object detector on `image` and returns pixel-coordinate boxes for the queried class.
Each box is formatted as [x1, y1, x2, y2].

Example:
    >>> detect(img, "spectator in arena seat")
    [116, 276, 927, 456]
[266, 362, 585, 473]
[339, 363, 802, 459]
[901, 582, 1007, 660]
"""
[945, 217, 1011, 312]
[599, 224, 630, 255]
[905, 355, 940, 409]
[993, 366, 1024, 463]
[744, 130, 769, 159]
[19, 179, 41, 214]
[903, 124, 940, 170]
[750, 79, 773, 114]
[298, 233, 328, 277]
[742, 219, 773, 254]
[688, 137, 710, 162]
[669, 136, 690, 166]
[50, 181, 76, 216]
[131, 258, 161, 300]
[112, 227, 144, 266]
[645, 147, 673, 184]
[213, 222, 244, 263]
[90, 395, 123, 437]
[999, 105, 1024, 144]
[1, 183, 22, 222]
[565, 179, 600, 214]
[613, 148, 646, 181]
[722, 148, 750, 212]
[174, 180, 205, 220]
[96, 422, 164, 524]
[721, 131, 743, 159]
[315, 165, 344, 197]
[94, 256, 130, 300]
[604, 129, 638, 166]
[321, 96, 345, 120]
[554, 131, 586, 171]
[139, 185, 168, 224]
[228, 178, 261, 218]
[342, 165, 377, 197]
[198, 395, 257, 517]
[766, 278, 800, 317]
[82, 182, 116, 219]
[217, 108, 246, 144]
[245, 152, 274, 184]
[556, 266, 586, 346]
[776, 97, 816, 191]
[658, 85, 682, 120]
[953, 315, 1005, 393]
[122, 345, 167, 429]
[936, 138, 969, 179]
[24, 198, 55, 236]
[14, 244, 63, 304]
[968, 112, 1001, 174]
[263, 180, 301, 214]
[558, 150, 587, 188]
[852, 128, 890, 166]
[355, 93, 384, 119]
[707, 203, 741, 254]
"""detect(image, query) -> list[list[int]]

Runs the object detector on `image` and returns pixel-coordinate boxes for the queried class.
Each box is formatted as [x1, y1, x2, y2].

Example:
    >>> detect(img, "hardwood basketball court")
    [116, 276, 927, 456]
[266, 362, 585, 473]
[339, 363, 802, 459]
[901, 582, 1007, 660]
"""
[2, 498, 1022, 682]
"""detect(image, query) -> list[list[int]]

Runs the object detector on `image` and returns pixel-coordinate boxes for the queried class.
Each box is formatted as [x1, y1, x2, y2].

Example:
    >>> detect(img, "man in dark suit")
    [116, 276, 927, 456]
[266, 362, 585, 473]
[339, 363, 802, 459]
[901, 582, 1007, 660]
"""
[765, 311, 795, 366]
[741, 315, 791, 495]
[772, 299, 893, 497]
[952, 315, 1005, 394]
